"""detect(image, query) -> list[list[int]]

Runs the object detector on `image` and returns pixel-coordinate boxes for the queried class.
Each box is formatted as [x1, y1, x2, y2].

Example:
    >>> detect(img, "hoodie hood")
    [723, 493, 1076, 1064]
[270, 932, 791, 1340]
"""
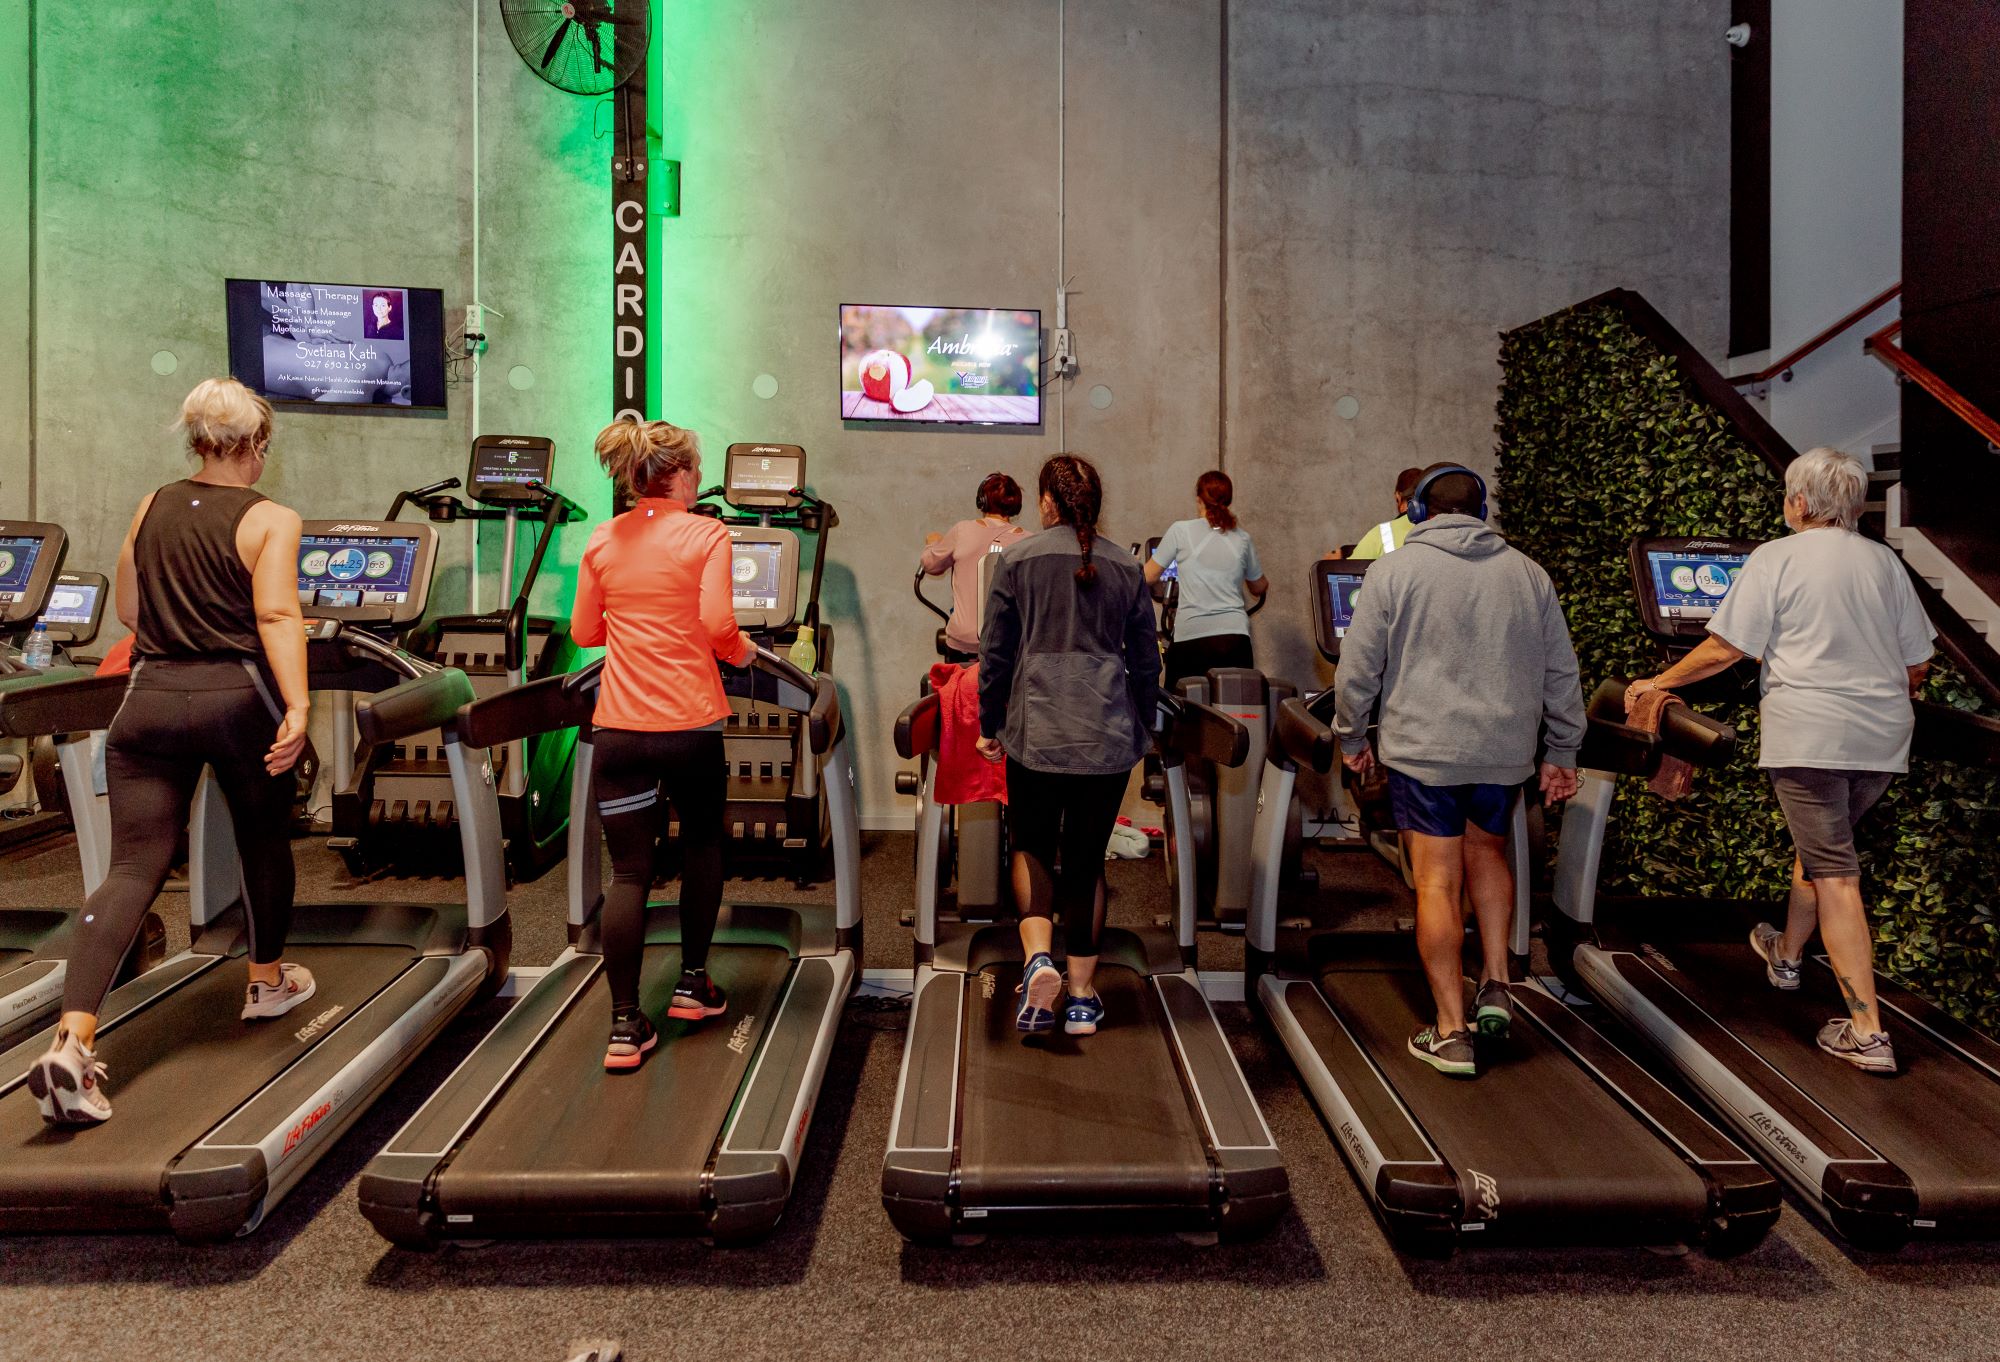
[1404, 513, 1508, 559]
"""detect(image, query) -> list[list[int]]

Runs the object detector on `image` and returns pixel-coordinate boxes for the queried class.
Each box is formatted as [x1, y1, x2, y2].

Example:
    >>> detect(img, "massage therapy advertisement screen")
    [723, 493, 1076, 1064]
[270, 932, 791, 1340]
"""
[839, 305, 1041, 426]
[226, 279, 446, 408]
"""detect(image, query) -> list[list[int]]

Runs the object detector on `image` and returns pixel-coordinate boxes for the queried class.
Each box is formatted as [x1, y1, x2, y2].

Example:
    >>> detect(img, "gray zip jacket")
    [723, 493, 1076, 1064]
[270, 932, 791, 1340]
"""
[1333, 514, 1585, 785]
[980, 526, 1160, 775]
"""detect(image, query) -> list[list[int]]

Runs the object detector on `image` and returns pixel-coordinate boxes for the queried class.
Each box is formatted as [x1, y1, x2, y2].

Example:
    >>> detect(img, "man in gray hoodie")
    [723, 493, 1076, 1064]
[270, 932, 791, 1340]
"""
[1334, 463, 1586, 1077]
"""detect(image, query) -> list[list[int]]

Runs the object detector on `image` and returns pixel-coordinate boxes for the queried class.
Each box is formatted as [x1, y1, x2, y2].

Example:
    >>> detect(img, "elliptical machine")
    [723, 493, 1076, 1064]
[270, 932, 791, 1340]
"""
[330, 434, 585, 881]
[1134, 536, 1311, 930]
[898, 546, 1008, 923]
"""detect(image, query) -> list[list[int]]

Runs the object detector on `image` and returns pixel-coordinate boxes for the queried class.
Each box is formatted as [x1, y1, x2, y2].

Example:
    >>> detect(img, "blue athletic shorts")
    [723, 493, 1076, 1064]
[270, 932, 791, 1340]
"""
[1386, 769, 1512, 838]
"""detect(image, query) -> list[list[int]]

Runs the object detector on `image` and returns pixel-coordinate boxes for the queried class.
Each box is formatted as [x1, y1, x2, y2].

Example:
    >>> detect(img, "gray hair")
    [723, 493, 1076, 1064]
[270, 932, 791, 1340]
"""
[1784, 446, 1867, 531]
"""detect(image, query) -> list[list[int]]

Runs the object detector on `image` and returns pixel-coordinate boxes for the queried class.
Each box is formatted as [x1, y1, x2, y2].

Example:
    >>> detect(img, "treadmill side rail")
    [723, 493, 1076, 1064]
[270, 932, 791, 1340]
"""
[882, 966, 964, 1244]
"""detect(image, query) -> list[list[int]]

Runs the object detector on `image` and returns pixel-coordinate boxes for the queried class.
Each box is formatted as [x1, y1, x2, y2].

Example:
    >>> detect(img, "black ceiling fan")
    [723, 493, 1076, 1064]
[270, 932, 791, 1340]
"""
[500, 0, 651, 95]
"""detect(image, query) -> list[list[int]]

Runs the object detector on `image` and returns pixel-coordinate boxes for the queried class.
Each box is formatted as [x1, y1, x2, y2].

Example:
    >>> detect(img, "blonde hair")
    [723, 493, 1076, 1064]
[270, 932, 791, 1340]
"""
[594, 418, 700, 498]
[1786, 446, 1867, 531]
[177, 377, 272, 461]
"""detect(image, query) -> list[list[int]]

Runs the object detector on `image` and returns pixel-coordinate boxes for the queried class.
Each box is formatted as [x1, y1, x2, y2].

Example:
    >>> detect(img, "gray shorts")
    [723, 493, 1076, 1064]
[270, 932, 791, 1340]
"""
[1769, 766, 1894, 881]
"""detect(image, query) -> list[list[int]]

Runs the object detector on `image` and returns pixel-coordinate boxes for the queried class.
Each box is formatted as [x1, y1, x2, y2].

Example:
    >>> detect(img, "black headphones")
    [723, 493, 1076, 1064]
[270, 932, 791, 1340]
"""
[1406, 464, 1488, 524]
[975, 472, 1005, 515]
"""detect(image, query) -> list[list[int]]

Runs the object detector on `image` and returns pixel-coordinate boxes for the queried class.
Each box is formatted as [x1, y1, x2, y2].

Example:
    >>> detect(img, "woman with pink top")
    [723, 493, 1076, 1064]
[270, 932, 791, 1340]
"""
[920, 473, 1027, 659]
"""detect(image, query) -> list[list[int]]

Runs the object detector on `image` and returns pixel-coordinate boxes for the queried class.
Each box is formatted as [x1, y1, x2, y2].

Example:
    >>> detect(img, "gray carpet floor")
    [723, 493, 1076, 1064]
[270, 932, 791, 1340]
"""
[3, 827, 1999, 1362]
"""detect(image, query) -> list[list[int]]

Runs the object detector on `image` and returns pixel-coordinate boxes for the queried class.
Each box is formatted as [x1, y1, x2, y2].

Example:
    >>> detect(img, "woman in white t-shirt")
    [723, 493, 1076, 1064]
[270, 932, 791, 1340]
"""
[1627, 447, 1935, 1074]
[921, 473, 1028, 659]
[1145, 470, 1269, 688]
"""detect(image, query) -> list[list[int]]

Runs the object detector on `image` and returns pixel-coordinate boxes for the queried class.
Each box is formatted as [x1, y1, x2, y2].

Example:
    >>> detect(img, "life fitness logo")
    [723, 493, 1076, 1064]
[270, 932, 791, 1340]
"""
[282, 1090, 344, 1161]
[326, 523, 385, 534]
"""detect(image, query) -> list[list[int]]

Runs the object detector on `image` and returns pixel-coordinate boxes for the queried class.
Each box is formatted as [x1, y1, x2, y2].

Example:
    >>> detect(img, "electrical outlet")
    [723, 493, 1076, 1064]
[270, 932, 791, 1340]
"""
[463, 303, 486, 355]
[1049, 327, 1076, 376]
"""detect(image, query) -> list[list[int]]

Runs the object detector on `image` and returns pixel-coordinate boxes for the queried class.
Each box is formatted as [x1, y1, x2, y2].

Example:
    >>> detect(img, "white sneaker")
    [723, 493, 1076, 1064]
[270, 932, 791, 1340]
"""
[242, 963, 317, 1020]
[26, 1029, 112, 1125]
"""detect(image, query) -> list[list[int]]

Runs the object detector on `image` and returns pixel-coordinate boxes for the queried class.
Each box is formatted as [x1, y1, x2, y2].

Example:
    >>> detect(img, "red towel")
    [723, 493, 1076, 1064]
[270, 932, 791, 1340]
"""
[95, 635, 134, 677]
[930, 661, 1007, 807]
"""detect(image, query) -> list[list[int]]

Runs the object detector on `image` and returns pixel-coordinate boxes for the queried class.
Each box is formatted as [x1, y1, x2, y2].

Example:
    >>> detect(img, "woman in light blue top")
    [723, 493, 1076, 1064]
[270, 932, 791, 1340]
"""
[1145, 469, 1268, 688]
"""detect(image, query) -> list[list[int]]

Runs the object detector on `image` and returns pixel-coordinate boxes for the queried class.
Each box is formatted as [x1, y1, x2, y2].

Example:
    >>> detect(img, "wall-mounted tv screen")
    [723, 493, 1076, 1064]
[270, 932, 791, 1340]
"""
[839, 305, 1040, 426]
[226, 278, 447, 408]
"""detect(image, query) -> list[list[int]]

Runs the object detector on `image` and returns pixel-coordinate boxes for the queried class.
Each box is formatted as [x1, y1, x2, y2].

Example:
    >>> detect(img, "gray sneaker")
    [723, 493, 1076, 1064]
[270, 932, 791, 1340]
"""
[1749, 924, 1801, 990]
[1818, 1019, 1897, 1074]
[26, 1029, 112, 1125]
[1473, 979, 1513, 1038]
[1408, 1025, 1476, 1077]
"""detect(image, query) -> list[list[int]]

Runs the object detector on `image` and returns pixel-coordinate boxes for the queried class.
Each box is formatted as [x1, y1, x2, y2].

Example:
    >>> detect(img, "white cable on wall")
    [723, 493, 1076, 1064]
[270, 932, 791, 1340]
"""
[1057, 0, 1066, 452]
[469, 0, 483, 612]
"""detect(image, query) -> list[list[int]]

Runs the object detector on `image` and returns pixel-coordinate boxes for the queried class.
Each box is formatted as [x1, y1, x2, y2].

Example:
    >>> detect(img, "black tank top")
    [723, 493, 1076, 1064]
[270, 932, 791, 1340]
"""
[133, 480, 268, 660]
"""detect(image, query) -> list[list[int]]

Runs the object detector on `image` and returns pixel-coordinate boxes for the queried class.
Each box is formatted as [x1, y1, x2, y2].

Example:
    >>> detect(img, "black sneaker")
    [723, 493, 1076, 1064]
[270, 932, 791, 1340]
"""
[667, 969, 727, 1021]
[604, 1009, 658, 1072]
[1408, 1025, 1476, 1077]
[1473, 979, 1513, 1038]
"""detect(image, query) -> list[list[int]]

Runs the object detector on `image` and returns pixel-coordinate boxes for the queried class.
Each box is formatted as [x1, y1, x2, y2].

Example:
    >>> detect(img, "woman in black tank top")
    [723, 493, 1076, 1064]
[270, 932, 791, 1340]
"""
[26, 378, 317, 1127]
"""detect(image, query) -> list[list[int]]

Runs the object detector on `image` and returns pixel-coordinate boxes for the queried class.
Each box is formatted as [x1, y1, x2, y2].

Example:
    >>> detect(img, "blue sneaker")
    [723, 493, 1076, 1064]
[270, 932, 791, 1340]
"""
[1015, 953, 1061, 1032]
[1063, 992, 1106, 1036]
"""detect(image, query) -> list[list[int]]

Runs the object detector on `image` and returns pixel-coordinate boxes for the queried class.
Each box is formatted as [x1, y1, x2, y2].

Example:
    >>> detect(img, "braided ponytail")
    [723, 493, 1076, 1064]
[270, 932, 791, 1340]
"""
[1037, 453, 1104, 588]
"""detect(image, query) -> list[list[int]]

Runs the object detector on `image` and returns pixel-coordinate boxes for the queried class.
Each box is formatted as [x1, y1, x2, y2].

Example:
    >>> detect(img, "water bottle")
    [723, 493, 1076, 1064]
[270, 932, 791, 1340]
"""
[787, 624, 817, 675]
[21, 622, 54, 669]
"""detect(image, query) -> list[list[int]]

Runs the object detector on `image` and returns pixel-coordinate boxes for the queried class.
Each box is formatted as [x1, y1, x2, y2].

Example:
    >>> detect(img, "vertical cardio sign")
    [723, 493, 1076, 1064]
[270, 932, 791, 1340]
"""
[612, 66, 648, 425]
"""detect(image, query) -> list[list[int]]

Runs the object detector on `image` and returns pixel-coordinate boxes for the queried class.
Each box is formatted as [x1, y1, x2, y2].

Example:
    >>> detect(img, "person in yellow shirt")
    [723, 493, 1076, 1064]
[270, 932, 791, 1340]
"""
[1331, 466, 1423, 561]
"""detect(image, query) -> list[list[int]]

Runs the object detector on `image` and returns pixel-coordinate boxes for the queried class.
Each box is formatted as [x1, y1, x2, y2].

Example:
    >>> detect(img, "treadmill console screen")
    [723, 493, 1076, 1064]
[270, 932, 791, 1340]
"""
[725, 443, 807, 509]
[39, 582, 98, 627]
[0, 536, 45, 611]
[467, 435, 555, 506]
[1309, 559, 1370, 661]
[731, 541, 787, 612]
[298, 534, 423, 610]
[1628, 536, 1763, 642]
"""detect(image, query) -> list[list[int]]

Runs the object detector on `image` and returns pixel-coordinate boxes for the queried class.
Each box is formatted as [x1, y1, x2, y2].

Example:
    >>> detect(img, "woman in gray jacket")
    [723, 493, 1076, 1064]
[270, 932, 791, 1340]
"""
[977, 454, 1160, 1037]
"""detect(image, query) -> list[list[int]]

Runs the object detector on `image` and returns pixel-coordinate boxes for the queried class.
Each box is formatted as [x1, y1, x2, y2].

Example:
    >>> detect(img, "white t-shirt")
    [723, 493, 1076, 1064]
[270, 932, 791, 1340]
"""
[1151, 517, 1264, 643]
[1706, 528, 1935, 772]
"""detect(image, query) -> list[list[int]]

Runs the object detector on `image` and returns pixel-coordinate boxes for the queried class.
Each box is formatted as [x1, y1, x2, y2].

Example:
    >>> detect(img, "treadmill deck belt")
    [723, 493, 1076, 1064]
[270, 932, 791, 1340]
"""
[1663, 940, 2000, 1218]
[434, 943, 793, 1218]
[1321, 965, 1708, 1235]
[957, 961, 1210, 1210]
[0, 943, 417, 1215]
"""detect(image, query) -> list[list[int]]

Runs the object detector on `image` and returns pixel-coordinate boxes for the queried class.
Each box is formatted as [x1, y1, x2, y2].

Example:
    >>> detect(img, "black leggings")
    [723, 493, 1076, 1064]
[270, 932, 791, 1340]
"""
[64, 661, 296, 1015]
[593, 726, 727, 1013]
[1164, 632, 1254, 690]
[1004, 759, 1128, 958]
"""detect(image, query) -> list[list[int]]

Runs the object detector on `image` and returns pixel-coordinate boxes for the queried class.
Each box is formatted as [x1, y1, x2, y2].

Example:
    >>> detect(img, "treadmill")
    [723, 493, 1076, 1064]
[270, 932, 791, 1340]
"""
[0, 523, 123, 1049]
[1242, 558, 1779, 1255]
[359, 536, 861, 1246]
[0, 519, 510, 1241]
[1550, 535, 2000, 1249]
[882, 692, 1288, 1244]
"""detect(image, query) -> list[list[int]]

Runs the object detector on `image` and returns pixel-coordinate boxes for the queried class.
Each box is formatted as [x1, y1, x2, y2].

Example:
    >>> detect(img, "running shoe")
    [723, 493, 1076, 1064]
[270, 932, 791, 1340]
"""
[1817, 1019, 1897, 1074]
[1407, 1025, 1476, 1077]
[241, 962, 317, 1020]
[1473, 979, 1514, 1038]
[1063, 992, 1106, 1036]
[26, 1029, 112, 1125]
[1749, 923, 1802, 990]
[604, 1009, 658, 1071]
[667, 969, 728, 1021]
[1016, 952, 1061, 1033]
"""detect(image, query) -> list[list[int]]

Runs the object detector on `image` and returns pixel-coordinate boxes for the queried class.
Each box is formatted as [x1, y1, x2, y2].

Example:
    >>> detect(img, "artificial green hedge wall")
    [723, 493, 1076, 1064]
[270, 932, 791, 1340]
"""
[1496, 299, 2000, 1030]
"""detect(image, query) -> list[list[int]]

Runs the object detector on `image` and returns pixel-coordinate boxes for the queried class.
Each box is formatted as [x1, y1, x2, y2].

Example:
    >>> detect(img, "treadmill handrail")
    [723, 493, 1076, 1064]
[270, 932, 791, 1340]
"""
[0, 667, 126, 738]
[1155, 692, 1249, 770]
[354, 666, 479, 749]
[1269, 695, 1337, 774]
[894, 689, 941, 761]
[912, 564, 951, 625]
[1583, 678, 1738, 770]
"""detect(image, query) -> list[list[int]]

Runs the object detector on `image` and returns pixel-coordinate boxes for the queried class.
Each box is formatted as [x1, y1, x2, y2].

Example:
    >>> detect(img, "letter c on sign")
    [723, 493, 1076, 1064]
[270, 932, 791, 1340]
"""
[614, 200, 645, 234]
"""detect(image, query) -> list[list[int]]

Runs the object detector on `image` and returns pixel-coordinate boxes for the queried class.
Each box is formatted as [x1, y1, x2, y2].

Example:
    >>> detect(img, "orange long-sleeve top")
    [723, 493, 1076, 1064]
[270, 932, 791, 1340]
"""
[571, 497, 757, 732]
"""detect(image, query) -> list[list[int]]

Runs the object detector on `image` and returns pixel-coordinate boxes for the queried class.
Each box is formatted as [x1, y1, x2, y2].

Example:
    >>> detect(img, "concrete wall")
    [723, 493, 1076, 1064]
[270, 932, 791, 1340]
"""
[1751, 0, 1902, 459]
[0, 4, 29, 508]
[1223, 0, 1731, 692]
[15, 0, 1730, 822]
